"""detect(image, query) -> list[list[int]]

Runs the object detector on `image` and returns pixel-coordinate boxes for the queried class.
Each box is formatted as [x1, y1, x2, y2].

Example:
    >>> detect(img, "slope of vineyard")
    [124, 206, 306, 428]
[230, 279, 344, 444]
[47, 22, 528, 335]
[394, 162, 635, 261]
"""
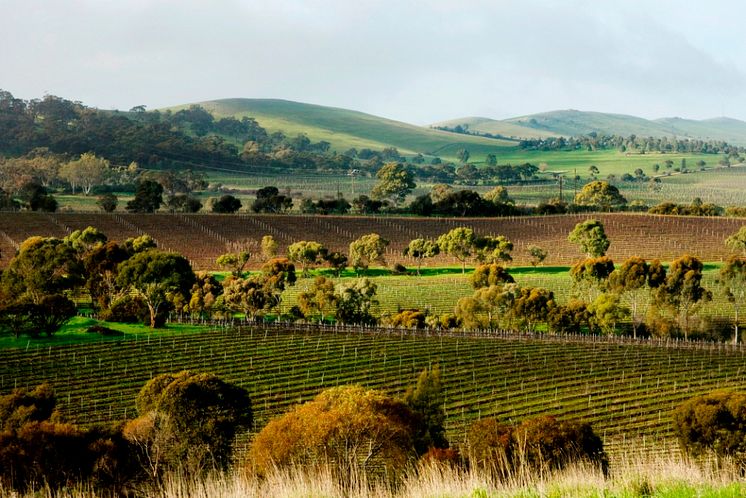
[0, 212, 743, 270]
[2, 325, 744, 456]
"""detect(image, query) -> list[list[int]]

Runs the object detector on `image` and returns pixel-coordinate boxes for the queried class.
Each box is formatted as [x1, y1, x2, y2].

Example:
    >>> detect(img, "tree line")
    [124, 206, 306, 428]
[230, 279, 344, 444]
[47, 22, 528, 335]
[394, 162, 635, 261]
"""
[3, 219, 746, 342]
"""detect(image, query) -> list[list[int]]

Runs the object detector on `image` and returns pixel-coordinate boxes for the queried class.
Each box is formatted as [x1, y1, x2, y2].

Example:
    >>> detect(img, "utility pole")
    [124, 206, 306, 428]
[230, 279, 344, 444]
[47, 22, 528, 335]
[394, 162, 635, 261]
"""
[558, 175, 564, 203]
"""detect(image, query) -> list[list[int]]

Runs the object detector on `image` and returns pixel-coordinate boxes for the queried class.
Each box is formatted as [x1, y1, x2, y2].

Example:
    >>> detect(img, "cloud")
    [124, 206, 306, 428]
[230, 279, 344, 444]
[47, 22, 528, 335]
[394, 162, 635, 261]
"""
[1, 0, 744, 122]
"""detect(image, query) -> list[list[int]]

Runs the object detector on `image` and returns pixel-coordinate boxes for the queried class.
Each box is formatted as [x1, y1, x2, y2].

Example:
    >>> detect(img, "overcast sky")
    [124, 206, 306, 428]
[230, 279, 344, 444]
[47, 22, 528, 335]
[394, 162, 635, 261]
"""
[2, 0, 745, 124]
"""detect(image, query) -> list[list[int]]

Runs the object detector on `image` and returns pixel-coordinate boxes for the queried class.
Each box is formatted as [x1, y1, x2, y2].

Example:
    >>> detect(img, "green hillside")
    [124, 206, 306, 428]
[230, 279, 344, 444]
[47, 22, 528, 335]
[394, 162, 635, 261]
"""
[171, 98, 518, 161]
[503, 110, 746, 145]
[655, 116, 746, 145]
[505, 109, 672, 137]
[431, 116, 559, 139]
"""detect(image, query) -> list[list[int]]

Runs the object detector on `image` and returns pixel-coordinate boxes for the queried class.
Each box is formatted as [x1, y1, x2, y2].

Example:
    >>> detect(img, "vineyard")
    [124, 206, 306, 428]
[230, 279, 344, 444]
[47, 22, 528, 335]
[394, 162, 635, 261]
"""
[1, 212, 743, 270]
[2, 324, 745, 458]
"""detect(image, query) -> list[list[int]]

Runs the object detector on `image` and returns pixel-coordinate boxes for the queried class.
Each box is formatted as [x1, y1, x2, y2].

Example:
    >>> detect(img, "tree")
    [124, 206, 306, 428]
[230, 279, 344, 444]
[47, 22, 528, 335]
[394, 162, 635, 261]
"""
[17, 182, 57, 212]
[609, 257, 665, 338]
[1, 236, 83, 304]
[404, 238, 439, 276]
[166, 194, 202, 213]
[456, 148, 470, 164]
[210, 194, 242, 214]
[349, 233, 389, 275]
[216, 251, 251, 278]
[249, 385, 417, 478]
[437, 227, 477, 273]
[59, 153, 110, 195]
[126, 180, 163, 213]
[568, 219, 610, 257]
[371, 162, 416, 205]
[673, 391, 746, 461]
[471, 263, 515, 289]
[260, 257, 297, 312]
[719, 256, 746, 344]
[115, 250, 196, 328]
[654, 254, 712, 340]
[588, 292, 629, 335]
[570, 256, 615, 302]
[222, 276, 273, 320]
[483, 186, 513, 205]
[528, 245, 548, 266]
[475, 235, 513, 264]
[588, 165, 599, 178]
[96, 193, 118, 212]
[260, 235, 278, 260]
[323, 251, 348, 277]
[405, 365, 448, 454]
[81, 241, 130, 311]
[455, 283, 520, 329]
[511, 286, 555, 333]
[298, 276, 337, 322]
[573, 181, 627, 210]
[125, 371, 251, 476]
[64, 226, 107, 255]
[251, 186, 292, 213]
[335, 278, 378, 325]
[725, 227, 746, 256]
[287, 240, 326, 276]
[430, 184, 454, 203]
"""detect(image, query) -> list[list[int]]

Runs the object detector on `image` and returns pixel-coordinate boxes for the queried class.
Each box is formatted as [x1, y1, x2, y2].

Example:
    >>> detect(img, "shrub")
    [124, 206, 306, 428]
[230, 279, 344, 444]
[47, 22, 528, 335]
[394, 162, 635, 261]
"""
[466, 415, 607, 476]
[514, 415, 607, 473]
[248, 385, 418, 479]
[390, 309, 427, 329]
[124, 371, 252, 476]
[673, 391, 746, 460]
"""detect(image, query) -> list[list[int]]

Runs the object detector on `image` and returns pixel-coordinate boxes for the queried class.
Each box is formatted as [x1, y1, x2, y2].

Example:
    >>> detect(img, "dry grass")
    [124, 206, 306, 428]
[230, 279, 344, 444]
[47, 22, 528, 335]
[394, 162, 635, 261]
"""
[4, 452, 744, 498]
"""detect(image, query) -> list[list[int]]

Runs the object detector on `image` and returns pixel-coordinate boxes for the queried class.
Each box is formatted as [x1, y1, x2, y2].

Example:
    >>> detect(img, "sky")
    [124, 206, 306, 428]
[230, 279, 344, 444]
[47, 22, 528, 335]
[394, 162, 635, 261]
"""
[2, 0, 746, 124]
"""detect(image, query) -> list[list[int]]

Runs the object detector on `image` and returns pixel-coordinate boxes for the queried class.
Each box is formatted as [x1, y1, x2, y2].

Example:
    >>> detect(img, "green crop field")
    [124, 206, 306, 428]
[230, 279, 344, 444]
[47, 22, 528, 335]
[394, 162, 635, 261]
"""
[2, 323, 745, 458]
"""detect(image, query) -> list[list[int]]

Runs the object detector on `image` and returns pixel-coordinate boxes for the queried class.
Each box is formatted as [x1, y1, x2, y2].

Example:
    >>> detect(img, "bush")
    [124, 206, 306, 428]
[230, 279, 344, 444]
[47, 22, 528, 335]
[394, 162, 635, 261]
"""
[124, 371, 252, 476]
[466, 415, 607, 476]
[249, 385, 418, 479]
[392, 262, 408, 275]
[673, 391, 746, 460]
[389, 309, 427, 328]
[514, 415, 607, 473]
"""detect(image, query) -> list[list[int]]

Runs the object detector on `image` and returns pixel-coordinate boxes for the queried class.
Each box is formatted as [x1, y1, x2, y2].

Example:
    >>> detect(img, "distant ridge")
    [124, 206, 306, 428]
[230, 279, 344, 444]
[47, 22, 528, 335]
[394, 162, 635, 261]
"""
[436, 110, 746, 145]
[166, 99, 746, 153]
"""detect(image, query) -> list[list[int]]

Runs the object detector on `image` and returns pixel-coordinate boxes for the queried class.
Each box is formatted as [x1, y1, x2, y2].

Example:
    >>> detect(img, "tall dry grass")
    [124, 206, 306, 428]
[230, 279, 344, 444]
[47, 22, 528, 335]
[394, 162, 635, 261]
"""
[2, 451, 744, 498]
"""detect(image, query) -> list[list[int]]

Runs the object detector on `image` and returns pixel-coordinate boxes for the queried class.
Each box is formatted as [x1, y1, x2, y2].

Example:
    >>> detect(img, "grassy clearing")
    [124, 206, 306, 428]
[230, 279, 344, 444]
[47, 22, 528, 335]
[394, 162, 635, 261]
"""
[0, 316, 206, 350]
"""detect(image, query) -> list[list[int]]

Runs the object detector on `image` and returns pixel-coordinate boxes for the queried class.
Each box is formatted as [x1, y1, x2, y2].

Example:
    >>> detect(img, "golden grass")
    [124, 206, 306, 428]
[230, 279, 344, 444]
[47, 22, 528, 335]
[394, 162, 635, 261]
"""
[5, 451, 744, 498]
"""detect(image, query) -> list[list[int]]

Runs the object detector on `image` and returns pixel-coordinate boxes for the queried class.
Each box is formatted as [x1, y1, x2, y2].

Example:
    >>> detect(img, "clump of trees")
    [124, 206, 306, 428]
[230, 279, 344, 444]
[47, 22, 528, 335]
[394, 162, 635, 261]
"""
[0, 374, 251, 493]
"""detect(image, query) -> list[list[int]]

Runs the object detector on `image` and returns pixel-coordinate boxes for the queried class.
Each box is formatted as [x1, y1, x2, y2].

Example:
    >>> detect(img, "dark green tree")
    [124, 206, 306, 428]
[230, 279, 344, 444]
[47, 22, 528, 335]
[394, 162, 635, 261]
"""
[405, 365, 448, 454]
[126, 180, 163, 213]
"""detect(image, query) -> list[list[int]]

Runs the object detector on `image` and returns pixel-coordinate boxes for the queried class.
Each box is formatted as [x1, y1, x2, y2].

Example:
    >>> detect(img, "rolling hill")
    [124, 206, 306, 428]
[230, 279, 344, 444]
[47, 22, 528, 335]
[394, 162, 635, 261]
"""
[439, 110, 746, 145]
[431, 116, 560, 139]
[168, 98, 518, 160]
